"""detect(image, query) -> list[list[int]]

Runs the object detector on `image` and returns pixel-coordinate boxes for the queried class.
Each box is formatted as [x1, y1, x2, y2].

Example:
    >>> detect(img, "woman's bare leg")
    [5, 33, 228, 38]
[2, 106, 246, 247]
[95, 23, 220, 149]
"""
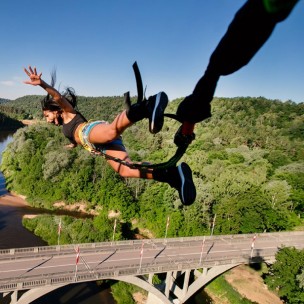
[105, 149, 196, 206]
[105, 149, 153, 179]
[89, 111, 132, 144]
[89, 91, 169, 144]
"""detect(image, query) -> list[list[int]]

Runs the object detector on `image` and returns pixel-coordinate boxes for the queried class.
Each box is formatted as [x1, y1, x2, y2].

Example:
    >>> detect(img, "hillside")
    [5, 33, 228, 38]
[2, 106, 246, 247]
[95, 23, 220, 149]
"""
[0, 94, 127, 121]
[1, 96, 303, 237]
[0, 112, 24, 131]
[0, 98, 10, 103]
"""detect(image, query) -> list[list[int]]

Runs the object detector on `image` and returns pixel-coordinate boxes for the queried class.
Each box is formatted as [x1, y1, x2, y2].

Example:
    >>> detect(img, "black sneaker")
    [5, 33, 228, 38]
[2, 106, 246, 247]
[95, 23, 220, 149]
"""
[146, 91, 168, 134]
[175, 162, 196, 205]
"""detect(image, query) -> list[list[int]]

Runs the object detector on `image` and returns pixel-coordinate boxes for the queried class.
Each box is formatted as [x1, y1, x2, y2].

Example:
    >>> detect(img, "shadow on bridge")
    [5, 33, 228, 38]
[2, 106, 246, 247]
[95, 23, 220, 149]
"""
[248, 248, 266, 271]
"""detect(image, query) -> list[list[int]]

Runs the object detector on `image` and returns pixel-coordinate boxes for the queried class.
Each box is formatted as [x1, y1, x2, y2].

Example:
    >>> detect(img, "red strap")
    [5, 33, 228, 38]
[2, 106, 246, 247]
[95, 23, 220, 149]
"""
[181, 122, 195, 135]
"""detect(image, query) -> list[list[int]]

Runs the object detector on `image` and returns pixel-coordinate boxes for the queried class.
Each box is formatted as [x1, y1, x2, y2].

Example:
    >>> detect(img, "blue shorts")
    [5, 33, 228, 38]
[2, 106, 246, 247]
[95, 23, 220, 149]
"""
[80, 120, 126, 153]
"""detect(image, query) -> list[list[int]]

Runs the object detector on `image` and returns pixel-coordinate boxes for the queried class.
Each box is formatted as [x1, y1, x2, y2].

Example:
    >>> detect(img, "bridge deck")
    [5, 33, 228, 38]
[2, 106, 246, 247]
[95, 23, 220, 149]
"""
[0, 231, 303, 292]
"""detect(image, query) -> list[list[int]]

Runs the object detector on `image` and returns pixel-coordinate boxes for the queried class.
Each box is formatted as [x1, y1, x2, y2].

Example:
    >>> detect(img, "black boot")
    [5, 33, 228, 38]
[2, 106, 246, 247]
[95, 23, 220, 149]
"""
[153, 162, 196, 206]
[126, 92, 168, 134]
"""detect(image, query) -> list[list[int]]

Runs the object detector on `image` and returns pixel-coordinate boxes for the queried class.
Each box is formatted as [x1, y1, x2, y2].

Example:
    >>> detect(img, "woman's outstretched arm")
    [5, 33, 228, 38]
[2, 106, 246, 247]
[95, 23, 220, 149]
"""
[23, 66, 75, 113]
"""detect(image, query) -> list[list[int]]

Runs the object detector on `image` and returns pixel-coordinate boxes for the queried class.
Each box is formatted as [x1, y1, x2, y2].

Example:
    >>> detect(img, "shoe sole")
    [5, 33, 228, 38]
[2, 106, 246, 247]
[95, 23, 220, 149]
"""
[150, 92, 168, 134]
[177, 163, 196, 206]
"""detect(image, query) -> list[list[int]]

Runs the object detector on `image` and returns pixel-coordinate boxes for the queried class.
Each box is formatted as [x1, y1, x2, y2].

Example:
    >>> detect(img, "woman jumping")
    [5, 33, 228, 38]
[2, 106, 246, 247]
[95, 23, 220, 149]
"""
[23, 66, 196, 205]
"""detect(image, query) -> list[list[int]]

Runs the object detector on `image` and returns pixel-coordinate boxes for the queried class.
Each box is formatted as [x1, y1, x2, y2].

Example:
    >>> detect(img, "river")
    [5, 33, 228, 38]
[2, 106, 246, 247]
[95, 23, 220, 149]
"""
[0, 131, 211, 304]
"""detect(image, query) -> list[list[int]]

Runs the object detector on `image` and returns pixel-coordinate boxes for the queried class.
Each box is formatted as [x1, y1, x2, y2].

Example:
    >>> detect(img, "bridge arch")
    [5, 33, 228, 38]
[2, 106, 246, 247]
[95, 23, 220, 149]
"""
[12, 276, 172, 304]
[12, 264, 241, 304]
[180, 264, 241, 303]
[10, 285, 66, 304]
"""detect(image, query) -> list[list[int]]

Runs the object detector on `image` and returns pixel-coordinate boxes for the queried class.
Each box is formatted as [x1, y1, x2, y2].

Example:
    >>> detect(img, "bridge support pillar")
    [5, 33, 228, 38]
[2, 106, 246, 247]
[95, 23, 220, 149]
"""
[148, 273, 153, 284]
[182, 269, 190, 297]
[10, 291, 18, 304]
[165, 271, 172, 297]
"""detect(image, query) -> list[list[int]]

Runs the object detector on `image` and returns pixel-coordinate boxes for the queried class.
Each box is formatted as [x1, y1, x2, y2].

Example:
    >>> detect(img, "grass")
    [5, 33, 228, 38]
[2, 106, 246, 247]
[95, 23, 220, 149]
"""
[205, 275, 256, 304]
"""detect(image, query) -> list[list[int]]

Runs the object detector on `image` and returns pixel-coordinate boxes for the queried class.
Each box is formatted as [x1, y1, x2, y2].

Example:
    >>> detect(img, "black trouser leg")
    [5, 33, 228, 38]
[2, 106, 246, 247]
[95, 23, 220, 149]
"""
[195, 0, 299, 96]
[177, 0, 298, 123]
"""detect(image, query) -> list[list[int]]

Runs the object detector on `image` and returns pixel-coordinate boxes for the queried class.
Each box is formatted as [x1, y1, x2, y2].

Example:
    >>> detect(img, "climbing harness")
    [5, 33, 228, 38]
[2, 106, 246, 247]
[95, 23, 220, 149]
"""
[89, 62, 196, 170]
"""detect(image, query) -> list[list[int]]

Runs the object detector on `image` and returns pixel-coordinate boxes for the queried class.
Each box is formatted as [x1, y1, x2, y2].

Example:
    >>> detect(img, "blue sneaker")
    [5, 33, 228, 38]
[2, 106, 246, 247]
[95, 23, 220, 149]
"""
[175, 162, 196, 205]
[146, 91, 168, 134]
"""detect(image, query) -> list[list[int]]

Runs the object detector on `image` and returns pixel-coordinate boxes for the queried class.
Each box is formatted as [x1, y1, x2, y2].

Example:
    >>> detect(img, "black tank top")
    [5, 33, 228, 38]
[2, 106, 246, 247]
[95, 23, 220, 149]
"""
[62, 112, 87, 144]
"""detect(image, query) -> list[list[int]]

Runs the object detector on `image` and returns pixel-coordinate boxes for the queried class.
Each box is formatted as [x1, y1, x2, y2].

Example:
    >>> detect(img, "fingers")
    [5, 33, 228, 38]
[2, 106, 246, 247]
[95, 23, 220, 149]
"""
[24, 67, 30, 76]
[25, 65, 38, 75]
[29, 66, 34, 74]
[23, 66, 42, 79]
[24, 66, 34, 77]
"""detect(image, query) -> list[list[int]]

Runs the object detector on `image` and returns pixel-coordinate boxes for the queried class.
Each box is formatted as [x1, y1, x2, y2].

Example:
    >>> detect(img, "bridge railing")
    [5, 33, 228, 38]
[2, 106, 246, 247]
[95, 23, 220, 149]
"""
[0, 231, 302, 258]
[0, 251, 275, 292]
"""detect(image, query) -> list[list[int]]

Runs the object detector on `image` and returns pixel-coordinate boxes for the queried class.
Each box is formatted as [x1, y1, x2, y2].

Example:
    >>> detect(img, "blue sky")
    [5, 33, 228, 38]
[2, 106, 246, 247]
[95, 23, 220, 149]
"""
[0, 1, 303, 103]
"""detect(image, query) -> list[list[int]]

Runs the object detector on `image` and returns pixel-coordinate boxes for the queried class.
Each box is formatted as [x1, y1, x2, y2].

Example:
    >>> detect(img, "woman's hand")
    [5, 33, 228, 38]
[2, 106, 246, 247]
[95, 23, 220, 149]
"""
[64, 143, 77, 149]
[23, 65, 76, 116]
[23, 66, 43, 86]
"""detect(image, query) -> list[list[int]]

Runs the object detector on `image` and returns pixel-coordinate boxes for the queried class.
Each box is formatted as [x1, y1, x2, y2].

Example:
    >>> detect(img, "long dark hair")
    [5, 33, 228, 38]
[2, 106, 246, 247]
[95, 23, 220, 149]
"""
[41, 69, 78, 112]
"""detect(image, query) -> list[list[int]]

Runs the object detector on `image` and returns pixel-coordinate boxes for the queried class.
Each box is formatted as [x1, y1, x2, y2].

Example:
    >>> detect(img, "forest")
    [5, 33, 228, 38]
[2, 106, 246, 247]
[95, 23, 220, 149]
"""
[0, 99, 25, 130]
[1, 95, 304, 303]
[2, 95, 304, 235]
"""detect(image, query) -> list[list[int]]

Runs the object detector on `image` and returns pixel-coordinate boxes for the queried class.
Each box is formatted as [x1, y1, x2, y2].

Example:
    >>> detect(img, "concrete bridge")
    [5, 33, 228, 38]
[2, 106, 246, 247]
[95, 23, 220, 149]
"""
[0, 231, 303, 304]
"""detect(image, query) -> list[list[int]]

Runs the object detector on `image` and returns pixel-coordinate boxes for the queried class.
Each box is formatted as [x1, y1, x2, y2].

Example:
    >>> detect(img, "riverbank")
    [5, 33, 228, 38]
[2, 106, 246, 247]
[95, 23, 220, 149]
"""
[1, 190, 99, 216]
[21, 119, 38, 126]
[0, 192, 47, 249]
[0, 192, 30, 208]
[0, 193, 38, 218]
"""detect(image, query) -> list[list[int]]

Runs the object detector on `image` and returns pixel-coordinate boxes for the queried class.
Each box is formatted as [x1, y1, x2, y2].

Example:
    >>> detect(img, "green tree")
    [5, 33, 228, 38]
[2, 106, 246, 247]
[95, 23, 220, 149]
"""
[214, 190, 292, 234]
[261, 180, 291, 209]
[297, 269, 304, 289]
[93, 210, 122, 241]
[265, 247, 304, 303]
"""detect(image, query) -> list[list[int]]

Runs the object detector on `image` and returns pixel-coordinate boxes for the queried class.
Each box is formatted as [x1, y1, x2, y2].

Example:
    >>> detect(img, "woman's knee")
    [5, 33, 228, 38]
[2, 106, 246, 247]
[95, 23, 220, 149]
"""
[117, 165, 139, 178]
